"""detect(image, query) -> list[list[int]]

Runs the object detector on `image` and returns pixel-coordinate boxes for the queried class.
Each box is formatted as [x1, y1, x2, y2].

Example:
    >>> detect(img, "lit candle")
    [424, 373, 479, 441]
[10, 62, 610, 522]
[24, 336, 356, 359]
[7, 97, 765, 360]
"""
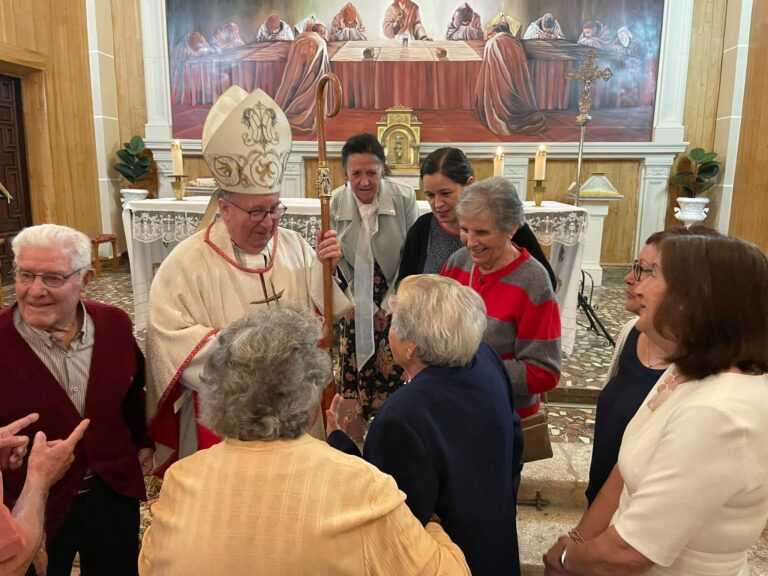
[534, 144, 547, 181]
[493, 146, 504, 177]
[171, 140, 184, 176]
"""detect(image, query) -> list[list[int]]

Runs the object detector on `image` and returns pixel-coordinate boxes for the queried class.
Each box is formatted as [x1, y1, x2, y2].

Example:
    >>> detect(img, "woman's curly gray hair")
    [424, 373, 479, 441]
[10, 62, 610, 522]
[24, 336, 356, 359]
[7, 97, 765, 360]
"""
[199, 307, 331, 441]
[390, 275, 487, 367]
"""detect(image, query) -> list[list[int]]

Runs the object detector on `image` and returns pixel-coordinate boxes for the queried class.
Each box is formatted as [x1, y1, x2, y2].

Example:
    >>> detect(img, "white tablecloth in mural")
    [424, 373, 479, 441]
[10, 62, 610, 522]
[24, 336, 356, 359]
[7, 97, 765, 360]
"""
[123, 197, 587, 354]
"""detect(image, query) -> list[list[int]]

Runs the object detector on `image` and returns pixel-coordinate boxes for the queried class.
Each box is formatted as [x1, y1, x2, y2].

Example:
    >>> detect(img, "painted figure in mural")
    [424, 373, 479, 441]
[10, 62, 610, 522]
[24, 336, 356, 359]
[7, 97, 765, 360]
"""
[169, 32, 214, 105]
[173, 32, 214, 59]
[577, 19, 612, 49]
[210, 22, 245, 53]
[445, 3, 483, 41]
[383, 0, 431, 41]
[484, 12, 522, 39]
[295, 15, 329, 41]
[255, 14, 295, 41]
[523, 12, 565, 40]
[475, 23, 547, 136]
[611, 26, 635, 56]
[275, 32, 331, 137]
[330, 3, 367, 41]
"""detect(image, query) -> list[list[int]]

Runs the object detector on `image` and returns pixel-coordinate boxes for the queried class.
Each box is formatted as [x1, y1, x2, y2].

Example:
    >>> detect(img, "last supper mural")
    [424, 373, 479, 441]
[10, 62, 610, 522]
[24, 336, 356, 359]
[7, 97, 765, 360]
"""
[166, 0, 664, 143]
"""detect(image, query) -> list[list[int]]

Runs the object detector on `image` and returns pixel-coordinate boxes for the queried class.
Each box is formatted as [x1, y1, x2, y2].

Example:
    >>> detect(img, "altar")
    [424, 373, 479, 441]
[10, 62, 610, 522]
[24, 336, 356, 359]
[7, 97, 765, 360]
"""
[123, 197, 587, 354]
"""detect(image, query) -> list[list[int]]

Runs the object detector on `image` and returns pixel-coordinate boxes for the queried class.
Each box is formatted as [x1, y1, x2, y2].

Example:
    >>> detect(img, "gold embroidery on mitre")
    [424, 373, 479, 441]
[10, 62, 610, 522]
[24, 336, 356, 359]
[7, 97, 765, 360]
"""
[202, 87, 292, 195]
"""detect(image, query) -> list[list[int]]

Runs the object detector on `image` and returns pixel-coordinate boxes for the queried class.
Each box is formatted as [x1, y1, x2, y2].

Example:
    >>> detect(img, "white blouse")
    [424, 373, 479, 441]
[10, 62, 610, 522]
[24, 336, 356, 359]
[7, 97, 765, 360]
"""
[613, 369, 768, 575]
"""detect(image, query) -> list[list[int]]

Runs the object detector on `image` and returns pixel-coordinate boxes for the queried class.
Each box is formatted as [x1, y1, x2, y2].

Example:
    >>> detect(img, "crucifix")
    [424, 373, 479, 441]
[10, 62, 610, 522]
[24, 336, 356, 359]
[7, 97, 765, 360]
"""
[565, 50, 613, 207]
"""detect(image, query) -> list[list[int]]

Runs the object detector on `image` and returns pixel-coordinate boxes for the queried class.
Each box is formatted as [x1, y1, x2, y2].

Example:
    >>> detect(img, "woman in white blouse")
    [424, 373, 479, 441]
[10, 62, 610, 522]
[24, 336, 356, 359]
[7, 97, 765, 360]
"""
[544, 233, 768, 576]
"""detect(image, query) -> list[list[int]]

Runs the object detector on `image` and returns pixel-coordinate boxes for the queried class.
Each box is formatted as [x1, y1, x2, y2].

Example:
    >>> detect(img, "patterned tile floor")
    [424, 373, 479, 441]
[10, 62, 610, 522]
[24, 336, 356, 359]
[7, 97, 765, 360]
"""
[3, 263, 635, 448]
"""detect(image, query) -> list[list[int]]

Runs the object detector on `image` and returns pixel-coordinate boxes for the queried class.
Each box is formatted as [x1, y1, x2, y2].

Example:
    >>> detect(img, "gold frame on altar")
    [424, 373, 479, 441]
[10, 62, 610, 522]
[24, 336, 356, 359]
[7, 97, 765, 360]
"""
[377, 106, 421, 175]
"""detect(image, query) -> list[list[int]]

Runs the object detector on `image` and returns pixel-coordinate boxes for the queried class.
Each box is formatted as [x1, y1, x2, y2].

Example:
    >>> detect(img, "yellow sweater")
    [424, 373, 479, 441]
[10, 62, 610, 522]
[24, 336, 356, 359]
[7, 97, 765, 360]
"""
[139, 435, 469, 575]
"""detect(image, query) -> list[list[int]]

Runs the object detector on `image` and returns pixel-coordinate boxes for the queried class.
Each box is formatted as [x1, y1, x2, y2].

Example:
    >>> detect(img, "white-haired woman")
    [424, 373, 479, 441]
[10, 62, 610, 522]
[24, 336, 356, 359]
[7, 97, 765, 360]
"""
[327, 275, 523, 576]
[139, 308, 469, 576]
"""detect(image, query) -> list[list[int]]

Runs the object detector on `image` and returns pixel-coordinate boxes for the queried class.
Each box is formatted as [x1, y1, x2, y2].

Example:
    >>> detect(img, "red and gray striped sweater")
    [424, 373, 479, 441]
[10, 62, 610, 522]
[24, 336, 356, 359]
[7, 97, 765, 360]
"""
[442, 247, 562, 417]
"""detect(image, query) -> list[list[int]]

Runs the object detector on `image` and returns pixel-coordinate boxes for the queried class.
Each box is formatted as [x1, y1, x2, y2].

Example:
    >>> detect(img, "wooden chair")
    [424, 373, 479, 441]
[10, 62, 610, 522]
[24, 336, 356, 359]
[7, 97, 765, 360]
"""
[90, 233, 118, 277]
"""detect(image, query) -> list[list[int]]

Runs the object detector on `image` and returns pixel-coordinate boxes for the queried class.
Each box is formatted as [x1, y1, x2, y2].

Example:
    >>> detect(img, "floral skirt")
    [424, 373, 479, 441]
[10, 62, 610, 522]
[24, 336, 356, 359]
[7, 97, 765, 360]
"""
[338, 262, 404, 422]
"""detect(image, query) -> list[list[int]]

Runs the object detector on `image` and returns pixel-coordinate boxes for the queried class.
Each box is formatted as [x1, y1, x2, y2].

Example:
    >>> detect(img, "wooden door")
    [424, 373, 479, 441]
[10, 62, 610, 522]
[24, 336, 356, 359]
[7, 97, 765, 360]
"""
[0, 74, 32, 279]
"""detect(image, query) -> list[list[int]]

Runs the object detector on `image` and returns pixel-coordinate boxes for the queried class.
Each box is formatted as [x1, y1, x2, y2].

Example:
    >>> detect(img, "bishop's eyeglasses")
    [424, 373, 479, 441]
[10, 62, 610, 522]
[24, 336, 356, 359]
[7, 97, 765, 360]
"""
[225, 200, 287, 224]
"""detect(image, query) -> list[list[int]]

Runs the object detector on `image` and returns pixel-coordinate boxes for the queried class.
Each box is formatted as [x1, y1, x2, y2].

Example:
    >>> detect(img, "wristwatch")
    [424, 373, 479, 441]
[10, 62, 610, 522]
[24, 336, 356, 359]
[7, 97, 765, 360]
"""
[559, 545, 569, 570]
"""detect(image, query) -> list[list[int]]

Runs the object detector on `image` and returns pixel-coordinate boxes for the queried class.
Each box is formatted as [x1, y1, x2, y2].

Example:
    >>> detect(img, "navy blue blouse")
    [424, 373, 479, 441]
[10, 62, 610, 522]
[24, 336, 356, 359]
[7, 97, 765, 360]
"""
[329, 343, 523, 576]
[586, 327, 666, 504]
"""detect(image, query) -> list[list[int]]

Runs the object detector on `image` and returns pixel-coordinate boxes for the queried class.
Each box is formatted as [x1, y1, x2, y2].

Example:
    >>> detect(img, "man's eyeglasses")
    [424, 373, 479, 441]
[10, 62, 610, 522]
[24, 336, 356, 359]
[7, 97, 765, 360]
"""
[631, 260, 656, 282]
[12, 268, 84, 288]
[225, 200, 287, 223]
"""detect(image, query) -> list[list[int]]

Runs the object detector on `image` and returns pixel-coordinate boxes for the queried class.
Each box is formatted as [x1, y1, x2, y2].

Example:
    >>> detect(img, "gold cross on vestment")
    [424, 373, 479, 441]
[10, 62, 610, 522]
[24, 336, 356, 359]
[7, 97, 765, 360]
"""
[565, 50, 613, 125]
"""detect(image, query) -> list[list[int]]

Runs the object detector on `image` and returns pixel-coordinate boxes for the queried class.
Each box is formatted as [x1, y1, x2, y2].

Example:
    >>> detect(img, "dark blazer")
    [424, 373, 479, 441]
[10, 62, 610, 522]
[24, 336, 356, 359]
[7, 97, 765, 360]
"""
[329, 343, 523, 576]
[0, 301, 151, 539]
[398, 212, 557, 288]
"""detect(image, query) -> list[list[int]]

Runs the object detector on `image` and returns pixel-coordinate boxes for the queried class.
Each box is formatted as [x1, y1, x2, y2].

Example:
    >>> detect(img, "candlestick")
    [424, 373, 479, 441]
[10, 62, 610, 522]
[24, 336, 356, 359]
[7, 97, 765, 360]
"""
[171, 140, 184, 176]
[171, 175, 187, 201]
[493, 146, 504, 177]
[533, 180, 545, 207]
[534, 144, 547, 181]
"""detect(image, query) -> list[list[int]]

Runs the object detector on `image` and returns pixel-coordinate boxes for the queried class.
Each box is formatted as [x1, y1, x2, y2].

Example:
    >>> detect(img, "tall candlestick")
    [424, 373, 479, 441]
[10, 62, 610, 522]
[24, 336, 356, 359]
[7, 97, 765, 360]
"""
[534, 144, 547, 181]
[493, 146, 504, 177]
[171, 140, 184, 176]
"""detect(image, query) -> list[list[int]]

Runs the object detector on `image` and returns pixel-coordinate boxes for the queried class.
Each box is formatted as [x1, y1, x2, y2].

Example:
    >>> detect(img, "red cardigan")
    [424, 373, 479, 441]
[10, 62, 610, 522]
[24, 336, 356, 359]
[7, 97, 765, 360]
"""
[0, 301, 151, 539]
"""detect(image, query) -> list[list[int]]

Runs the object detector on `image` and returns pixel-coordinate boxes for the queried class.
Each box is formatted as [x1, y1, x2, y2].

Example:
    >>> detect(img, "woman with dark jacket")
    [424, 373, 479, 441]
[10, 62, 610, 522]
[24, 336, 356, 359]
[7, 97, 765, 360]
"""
[327, 274, 522, 576]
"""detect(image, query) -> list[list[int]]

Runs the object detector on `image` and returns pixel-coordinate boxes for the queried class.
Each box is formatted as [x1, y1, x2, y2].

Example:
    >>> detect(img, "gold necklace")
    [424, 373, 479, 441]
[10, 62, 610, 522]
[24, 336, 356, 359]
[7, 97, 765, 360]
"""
[647, 366, 685, 411]
[642, 336, 669, 369]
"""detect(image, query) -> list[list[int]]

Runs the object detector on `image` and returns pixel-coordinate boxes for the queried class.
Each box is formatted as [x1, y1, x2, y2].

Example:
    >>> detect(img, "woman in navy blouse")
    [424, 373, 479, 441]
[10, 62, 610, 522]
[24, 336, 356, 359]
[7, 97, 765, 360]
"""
[327, 274, 522, 576]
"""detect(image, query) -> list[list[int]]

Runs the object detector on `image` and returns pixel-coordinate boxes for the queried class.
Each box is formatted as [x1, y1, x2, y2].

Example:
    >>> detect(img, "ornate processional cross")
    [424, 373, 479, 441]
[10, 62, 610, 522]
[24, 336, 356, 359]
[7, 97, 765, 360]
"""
[565, 50, 613, 206]
[565, 50, 613, 126]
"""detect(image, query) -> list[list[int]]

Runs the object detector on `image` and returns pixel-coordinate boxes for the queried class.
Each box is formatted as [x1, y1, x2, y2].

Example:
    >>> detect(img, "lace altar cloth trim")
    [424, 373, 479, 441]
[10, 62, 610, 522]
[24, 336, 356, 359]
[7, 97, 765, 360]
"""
[131, 211, 321, 248]
[526, 211, 588, 246]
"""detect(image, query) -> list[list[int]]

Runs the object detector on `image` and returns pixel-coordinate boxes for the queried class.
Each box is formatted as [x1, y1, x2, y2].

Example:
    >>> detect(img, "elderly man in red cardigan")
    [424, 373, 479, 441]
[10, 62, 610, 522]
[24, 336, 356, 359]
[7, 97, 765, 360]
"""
[0, 224, 153, 576]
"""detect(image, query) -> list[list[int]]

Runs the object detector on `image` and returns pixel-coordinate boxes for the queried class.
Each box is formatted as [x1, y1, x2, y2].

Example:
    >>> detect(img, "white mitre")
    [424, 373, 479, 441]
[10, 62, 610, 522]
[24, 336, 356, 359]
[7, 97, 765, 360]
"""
[202, 86, 292, 195]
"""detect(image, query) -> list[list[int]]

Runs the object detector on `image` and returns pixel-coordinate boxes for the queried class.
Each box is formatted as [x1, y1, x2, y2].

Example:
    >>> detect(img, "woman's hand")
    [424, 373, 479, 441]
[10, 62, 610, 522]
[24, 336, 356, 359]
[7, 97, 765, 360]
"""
[0, 412, 39, 470]
[138, 447, 155, 476]
[374, 308, 389, 332]
[543, 535, 571, 575]
[315, 229, 342, 270]
[325, 393, 343, 436]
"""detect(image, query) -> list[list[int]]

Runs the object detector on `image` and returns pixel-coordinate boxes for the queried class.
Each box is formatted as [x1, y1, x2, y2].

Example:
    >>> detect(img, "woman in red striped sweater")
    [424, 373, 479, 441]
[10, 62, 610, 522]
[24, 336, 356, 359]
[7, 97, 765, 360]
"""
[441, 177, 562, 419]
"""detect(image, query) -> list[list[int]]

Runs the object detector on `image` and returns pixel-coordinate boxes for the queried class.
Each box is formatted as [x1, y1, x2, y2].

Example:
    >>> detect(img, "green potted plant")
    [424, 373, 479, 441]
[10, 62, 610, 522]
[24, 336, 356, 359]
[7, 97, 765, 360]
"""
[114, 135, 151, 204]
[669, 147, 721, 227]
